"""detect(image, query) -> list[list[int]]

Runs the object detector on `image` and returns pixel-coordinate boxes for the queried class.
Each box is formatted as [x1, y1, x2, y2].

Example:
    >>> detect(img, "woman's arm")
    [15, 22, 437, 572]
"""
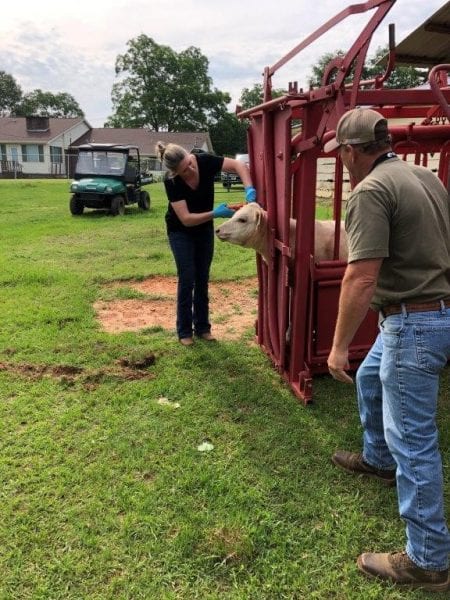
[171, 200, 214, 227]
[222, 157, 253, 188]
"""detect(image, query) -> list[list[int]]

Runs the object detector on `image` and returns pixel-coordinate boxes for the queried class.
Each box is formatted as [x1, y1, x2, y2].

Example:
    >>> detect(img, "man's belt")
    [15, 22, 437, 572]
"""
[381, 298, 450, 317]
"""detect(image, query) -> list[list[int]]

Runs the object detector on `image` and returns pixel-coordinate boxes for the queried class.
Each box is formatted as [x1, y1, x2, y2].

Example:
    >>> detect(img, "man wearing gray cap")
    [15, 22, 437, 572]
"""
[325, 108, 450, 592]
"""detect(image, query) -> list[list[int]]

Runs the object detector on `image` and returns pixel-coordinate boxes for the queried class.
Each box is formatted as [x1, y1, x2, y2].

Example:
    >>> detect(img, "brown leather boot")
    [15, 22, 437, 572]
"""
[197, 332, 216, 341]
[357, 551, 449, 592]
[332, 450, 396, 486]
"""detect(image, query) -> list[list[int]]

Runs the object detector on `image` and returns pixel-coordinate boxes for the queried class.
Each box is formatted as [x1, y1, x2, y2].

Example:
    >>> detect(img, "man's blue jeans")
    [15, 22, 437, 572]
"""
[168, 227, 214, 339]
[356, 304, 450, 570]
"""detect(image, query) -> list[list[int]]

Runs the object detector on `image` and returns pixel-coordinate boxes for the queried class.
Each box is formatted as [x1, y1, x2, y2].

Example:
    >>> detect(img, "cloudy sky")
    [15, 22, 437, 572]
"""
[1, 0, 444, 126]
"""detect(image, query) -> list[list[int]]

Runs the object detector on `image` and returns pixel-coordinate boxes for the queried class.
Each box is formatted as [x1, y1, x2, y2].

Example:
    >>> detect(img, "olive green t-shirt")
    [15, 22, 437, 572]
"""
[345, 156, 450, 310]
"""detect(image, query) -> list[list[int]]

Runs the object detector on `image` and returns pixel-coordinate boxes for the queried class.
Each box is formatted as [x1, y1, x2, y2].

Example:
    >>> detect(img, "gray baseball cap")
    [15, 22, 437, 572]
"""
[324, 108, 388, 153]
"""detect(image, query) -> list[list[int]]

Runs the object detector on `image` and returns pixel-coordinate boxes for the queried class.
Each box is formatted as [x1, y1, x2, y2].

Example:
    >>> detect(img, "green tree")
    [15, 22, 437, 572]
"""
[367, 46, 427, 89]
[107, 35, 230, 131]
[239, 83, 285, 110]
[307, 46, 426, 89]
[0, 71, 22, 116]
[307, 51, 347, 88]
[15, 90, 84, 117]
[209, 112, 248, 156]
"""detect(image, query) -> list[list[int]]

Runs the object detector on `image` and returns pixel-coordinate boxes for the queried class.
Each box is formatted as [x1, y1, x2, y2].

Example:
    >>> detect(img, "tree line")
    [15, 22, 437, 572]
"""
[0, 36, 426, 156]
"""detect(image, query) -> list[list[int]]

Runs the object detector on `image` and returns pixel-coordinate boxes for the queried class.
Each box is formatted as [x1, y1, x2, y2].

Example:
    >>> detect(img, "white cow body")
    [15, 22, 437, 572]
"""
[215, 203, 348, 263]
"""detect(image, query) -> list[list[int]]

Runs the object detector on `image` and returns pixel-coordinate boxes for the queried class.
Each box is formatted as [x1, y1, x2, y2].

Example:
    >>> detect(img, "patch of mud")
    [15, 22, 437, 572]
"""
[0, 356, 156, 388]
[0, 362, 83, 379]
[117, 354, 156, 369]
[94, 276, 258, 340]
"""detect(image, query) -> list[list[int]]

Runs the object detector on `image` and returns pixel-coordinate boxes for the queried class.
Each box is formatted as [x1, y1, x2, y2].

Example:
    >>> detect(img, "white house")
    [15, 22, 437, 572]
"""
[0, 116, 91, 178]
[0, 116, 215, 179]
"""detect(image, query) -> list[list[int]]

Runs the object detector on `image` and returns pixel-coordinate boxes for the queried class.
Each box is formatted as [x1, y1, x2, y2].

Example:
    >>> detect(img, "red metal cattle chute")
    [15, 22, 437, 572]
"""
[238, 0, 450, 404]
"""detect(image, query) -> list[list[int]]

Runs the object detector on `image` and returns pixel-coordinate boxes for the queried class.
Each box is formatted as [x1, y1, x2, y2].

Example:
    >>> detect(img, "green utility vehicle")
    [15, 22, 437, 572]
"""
[69, 143, 152, 216]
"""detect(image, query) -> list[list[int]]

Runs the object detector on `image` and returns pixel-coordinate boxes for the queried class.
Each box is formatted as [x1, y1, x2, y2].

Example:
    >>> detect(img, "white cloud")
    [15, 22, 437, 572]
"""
[3, 26, 115, 125]
[0, 0, 444, 126]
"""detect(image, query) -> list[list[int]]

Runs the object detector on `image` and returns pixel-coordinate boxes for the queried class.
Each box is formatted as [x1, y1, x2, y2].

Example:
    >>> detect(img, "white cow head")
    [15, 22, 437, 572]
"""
[215, 203, 266, 249]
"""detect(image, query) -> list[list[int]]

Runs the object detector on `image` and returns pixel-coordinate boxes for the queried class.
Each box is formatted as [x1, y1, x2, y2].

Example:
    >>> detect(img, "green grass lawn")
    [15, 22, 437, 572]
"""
[0, 179, 448, 599]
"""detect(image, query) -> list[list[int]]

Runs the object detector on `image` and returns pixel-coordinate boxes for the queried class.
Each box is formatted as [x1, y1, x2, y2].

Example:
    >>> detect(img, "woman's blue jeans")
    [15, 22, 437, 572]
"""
[356, 304, 450, 570]
[168, 227, 214, 339]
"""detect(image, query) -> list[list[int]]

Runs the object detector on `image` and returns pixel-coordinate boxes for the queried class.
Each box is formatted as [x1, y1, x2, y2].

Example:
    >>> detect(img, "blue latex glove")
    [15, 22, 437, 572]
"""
[245, 186, 257, 202]
[213, 203, 234, 218]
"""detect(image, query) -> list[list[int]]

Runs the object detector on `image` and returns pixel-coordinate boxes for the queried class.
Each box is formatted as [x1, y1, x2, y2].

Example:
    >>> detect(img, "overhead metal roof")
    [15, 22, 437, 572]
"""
[393, 2, 450, 67]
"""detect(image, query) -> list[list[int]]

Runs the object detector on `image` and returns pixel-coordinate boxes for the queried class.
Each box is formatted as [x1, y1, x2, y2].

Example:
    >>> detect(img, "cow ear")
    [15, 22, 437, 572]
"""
[255, 205, 262, 226]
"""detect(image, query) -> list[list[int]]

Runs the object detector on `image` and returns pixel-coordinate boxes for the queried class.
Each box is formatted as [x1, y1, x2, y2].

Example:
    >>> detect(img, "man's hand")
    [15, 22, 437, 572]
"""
[327, 347, 354, 384]
[327, 259, 381, 385]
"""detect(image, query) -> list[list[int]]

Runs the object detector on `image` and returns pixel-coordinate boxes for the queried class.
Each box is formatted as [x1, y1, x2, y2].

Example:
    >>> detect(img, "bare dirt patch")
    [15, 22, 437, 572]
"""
[0, 359, 156, 387]
[94, 276, 259, 340]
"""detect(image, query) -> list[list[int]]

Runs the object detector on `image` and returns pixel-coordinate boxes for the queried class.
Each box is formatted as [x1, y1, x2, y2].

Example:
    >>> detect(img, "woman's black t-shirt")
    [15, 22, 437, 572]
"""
[164, 153, 224, 233]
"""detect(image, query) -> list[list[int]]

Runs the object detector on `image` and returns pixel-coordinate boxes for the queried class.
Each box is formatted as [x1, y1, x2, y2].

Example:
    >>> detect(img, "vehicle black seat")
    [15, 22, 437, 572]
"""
[124, 163, 136, 183]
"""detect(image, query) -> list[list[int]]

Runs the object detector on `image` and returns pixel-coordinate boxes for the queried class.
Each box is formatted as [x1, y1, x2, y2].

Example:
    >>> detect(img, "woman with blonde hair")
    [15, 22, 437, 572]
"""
[156, 141, 256, 346]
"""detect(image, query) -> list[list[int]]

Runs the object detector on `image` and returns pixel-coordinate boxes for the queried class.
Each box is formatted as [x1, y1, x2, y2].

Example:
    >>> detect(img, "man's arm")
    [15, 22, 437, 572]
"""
[328, 258, 382, 383]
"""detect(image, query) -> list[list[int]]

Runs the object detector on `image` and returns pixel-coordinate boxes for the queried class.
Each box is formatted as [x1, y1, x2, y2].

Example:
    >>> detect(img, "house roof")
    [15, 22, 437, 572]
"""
[71, 128, 214, 155]
[0, 116, 87, 143]
[388, 2, 450, 67]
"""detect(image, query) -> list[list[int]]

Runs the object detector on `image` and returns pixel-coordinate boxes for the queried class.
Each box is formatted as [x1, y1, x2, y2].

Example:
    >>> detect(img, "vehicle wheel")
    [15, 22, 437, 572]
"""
[138, 190, 150, 211]
[70, 194, 84, 215]
[110, 195, 125, 216]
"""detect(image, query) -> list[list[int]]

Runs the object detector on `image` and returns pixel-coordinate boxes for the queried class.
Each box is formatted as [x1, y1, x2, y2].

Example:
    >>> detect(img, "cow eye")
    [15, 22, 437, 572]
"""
[238, 217, 247, 223]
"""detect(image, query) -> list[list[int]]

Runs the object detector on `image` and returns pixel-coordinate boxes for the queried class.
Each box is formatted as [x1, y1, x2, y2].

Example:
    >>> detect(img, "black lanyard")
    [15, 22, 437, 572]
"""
[369, 151, 397, 173]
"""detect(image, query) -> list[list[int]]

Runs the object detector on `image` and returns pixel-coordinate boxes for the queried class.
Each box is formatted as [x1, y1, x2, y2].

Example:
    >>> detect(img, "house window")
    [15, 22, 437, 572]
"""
[21, 144, 44, 163]
[0, 145, 6, 162]
[50, 146, 63, 164]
